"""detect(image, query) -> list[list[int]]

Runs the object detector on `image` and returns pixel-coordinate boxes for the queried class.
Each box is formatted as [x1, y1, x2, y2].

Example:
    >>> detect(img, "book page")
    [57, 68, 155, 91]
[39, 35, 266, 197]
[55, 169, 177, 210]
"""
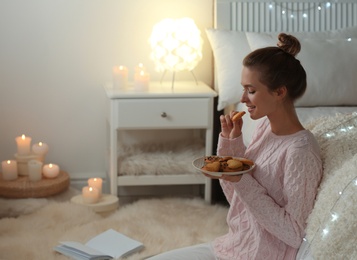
[85, 229, 144, 258]
[55, 241, 112, 260]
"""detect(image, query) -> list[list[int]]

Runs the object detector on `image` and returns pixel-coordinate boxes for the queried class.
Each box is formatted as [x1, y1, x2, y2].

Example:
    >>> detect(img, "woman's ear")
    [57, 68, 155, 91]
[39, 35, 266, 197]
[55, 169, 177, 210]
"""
[275, 86, 287, 100]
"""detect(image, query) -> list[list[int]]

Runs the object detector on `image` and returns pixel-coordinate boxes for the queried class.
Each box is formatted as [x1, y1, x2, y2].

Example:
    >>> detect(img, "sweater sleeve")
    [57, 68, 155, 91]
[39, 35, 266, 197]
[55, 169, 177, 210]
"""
[216, 133, 246, 204]
[216, 133, 246, 158]
[233, 147, 322, 248]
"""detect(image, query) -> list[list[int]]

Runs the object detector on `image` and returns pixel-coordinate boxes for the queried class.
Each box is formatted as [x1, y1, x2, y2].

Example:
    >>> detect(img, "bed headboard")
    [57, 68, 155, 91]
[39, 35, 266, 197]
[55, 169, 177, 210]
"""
[209, 0, 357, 111]
[215, 0, 357, 32]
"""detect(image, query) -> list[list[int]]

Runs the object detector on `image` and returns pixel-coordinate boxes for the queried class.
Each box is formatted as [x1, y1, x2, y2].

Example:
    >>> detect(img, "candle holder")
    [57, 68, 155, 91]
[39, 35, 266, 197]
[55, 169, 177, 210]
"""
[14, 153, 43, 176]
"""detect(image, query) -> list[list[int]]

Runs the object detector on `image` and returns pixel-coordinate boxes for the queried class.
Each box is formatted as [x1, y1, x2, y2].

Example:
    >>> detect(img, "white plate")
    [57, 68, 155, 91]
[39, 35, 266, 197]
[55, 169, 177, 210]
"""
[192, 156, 255, 177]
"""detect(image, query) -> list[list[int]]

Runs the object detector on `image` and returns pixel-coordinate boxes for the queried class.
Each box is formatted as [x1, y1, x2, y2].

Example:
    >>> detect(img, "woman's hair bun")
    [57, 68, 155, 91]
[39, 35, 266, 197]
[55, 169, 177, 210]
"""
[277, 33, 301, 57]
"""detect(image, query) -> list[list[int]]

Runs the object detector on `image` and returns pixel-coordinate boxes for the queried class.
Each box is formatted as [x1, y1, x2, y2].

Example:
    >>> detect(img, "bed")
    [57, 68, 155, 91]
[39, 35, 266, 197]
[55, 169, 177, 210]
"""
[207, 0, 357, 259]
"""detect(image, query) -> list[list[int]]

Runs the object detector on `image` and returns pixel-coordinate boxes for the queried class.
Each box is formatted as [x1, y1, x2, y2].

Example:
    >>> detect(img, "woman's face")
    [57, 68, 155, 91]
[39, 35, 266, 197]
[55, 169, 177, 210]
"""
[240, 66, 280, 120]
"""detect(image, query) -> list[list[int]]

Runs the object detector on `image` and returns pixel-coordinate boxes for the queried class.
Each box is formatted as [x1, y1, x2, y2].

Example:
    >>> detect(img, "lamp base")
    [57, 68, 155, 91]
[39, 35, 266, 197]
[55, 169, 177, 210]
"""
[160, 70, 198, 89]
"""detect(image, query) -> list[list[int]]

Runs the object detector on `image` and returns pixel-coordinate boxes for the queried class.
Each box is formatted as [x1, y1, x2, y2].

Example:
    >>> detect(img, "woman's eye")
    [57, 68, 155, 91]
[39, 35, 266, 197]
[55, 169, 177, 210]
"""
[242, 88, 255, 94]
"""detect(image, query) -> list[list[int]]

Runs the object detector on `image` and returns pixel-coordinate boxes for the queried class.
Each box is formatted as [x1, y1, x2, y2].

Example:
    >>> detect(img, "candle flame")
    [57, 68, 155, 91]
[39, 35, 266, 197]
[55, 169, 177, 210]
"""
[89, 187, 93, 192]
[119, 65, 124, 70]
[140, 70, 145, 76]
[21, 134, 25, 140]
[7, 160, 11, 164]
[49, 163, 53, 168]
[39, 142, 43, 146]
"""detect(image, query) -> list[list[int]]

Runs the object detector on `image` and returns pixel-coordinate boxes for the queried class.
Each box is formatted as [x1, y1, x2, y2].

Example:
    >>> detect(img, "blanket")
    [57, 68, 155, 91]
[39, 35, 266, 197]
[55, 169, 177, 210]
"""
[305, 112, 357, 259]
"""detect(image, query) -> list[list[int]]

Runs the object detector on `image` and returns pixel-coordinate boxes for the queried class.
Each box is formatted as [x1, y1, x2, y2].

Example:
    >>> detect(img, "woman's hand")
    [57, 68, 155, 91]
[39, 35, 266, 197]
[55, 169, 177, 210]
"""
[220, 111, 243, 139]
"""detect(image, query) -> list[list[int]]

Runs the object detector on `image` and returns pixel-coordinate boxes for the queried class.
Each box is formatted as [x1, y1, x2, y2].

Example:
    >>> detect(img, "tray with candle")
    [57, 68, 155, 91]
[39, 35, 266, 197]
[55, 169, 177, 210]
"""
[0, 171, 70, 198]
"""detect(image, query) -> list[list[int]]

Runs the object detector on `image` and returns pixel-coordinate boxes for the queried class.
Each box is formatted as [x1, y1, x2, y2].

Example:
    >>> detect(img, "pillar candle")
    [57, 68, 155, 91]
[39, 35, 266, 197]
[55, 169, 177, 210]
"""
[88, 177, 103, 196]
[82, 186, 99, 204]
[43, 163, 60, 178]
[32, 142, 49, 156]
[15, 134, 32, 155]
[1, 160, 18, 181]
[113, 65, 128, 90]
[134, 70, 150, 91]
[28, 160, 43, 182]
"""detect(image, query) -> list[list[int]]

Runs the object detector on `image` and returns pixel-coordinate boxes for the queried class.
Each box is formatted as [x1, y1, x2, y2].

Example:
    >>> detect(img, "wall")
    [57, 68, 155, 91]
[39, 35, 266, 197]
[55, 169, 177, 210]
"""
[0, 0, 214, 183]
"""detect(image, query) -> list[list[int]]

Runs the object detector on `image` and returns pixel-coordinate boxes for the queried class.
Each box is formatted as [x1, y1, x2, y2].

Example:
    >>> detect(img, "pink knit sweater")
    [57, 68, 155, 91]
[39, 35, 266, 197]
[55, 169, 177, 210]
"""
[213, 118, 322, 260]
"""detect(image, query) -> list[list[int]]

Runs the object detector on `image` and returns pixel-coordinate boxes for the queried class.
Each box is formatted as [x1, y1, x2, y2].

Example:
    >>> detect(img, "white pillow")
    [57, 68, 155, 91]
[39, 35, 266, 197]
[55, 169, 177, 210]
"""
[206, 29, 251, 111]
[246, 33, 357, 106]
[207, 26, 357, 110]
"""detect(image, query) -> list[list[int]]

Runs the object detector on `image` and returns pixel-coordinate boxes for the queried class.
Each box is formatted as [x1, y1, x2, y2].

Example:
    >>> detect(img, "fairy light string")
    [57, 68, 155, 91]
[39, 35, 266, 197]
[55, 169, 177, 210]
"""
[269, 1, 333, 19]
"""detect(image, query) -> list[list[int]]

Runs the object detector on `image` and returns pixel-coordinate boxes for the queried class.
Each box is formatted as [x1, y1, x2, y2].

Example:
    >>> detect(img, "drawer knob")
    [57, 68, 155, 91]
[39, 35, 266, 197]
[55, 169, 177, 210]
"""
[161, 112, 167, 118]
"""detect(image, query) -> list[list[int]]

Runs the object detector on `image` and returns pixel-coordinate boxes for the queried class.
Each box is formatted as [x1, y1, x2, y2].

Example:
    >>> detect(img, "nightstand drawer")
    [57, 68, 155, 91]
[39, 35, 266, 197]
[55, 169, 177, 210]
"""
[116, 98, 210, 129]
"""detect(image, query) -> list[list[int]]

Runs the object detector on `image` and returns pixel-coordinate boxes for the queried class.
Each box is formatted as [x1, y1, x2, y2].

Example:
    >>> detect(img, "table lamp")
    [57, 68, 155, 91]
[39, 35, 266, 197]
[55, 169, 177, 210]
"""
[149, 17, 203, 88]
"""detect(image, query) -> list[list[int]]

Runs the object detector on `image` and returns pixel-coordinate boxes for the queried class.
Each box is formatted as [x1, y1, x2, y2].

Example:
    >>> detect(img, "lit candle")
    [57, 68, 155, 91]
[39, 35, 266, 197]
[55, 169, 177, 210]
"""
[1, 160, 18, 181]
[88, 177, 103, 196]
[82, 186, 100, 204]
[113, 65, 128, 90]
[135, 63, 146, 73]
[28, 160, 43, 182]
[15, 134, 32, 155]
[42, 163, 60, 178]
[32, 142, 49, 156]
[134, 70, 150, 91]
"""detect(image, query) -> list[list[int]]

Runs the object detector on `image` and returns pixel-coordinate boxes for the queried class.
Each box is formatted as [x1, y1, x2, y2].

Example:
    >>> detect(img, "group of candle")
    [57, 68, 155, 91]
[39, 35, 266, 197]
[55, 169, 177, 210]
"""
[82, 177, 103, 204]
[0, 134, 60, 182]
[113, 63, 150, 91]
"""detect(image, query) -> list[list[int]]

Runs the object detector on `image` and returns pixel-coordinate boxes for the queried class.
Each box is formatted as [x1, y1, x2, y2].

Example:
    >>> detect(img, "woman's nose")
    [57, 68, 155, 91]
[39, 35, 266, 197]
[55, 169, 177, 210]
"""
[240, 91, 248, 103]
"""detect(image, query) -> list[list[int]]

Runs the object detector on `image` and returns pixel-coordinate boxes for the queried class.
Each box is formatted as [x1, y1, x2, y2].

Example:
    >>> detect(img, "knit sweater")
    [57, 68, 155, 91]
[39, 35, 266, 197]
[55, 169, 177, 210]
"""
[213, 118, 322, 260]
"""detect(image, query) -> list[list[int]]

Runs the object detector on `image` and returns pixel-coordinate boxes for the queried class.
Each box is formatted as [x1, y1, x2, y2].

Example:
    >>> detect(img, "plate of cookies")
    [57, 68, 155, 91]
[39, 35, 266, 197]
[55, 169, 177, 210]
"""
[192, 156, 255, 177]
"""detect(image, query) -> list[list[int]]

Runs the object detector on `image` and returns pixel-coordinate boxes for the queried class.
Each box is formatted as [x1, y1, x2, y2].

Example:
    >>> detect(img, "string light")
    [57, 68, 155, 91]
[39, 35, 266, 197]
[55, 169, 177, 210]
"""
[269, 1, 332, 19]
[331, 212, 339, 222]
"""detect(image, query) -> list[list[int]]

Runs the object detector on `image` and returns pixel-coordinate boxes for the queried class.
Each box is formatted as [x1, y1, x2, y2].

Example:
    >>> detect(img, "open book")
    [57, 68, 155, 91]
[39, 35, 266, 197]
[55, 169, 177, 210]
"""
[54, 229, 144, 260]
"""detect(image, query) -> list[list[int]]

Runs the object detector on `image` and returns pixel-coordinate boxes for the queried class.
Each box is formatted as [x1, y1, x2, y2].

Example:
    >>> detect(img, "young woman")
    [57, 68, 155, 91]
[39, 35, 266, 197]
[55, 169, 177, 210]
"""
[148, 33, 323, 260]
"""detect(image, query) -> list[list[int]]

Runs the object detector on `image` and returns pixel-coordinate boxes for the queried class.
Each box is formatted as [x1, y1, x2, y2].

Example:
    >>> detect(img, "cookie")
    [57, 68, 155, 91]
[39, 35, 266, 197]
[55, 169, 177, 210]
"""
[232, 111, 246, 122]
[239, 158, 255, 166]
[227, 159, 243, 169]
[203, 161, 221, 172]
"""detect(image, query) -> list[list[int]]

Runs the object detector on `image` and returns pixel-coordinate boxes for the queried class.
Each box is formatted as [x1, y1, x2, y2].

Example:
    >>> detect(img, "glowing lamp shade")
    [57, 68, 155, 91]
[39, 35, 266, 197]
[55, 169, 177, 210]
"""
[149, 18, 203, 74]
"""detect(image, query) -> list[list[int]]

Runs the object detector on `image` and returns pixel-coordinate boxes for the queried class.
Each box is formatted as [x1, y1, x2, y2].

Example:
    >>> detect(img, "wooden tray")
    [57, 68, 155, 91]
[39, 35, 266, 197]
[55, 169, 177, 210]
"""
[0, 171, 70, 198]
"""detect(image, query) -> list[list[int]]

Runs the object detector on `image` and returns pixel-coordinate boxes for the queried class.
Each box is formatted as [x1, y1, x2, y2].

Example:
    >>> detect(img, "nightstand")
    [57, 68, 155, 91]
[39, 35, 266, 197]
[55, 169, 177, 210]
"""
[104, 81, 217, 202]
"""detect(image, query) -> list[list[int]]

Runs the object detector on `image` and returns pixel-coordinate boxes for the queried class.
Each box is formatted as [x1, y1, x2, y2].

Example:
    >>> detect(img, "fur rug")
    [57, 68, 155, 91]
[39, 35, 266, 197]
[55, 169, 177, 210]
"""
[118, 140, 204, 176]
[0, 190, 228, 260]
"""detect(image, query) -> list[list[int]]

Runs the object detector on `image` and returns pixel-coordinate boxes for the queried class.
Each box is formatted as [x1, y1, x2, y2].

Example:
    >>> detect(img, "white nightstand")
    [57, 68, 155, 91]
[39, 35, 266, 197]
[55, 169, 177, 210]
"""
[104, 81, 217, 202]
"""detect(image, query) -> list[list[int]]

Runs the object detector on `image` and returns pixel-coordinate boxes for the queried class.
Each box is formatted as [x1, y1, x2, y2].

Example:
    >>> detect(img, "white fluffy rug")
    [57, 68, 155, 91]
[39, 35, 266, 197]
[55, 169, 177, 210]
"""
[0, 189, 228, 260]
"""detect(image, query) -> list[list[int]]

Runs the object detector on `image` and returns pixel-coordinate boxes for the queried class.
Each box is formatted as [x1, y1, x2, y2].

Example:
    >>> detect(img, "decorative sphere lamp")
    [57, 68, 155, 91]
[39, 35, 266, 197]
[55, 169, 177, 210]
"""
[149, 17, 203, 88]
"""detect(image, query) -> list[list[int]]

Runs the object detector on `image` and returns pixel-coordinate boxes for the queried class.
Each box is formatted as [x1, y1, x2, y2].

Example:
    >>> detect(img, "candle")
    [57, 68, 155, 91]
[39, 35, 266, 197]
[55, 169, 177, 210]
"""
[32, 142, 49, 156]
[135, 63, 146, 73]
[82, 186, 100, 204]
[15, 134, 32, 155]
[28, 160, 43, 182]
[42, 163, 60, 178]
[113, 65, 128, 90]
[1, 160, 18, 181]
[88, 177, 103, 196]
[134, 70, 150, 91]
